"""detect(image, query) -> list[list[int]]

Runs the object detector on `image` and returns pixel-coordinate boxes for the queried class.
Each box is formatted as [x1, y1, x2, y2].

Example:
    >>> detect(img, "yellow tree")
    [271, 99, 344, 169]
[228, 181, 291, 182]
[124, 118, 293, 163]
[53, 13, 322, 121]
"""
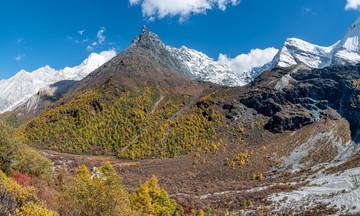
[131, 175, 183, 216]
[63, 163, 138, 216]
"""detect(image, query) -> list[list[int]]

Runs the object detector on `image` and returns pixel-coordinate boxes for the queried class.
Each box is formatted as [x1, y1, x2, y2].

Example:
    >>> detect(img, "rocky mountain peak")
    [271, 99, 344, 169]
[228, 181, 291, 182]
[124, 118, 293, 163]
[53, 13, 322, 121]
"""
[140, 25, 149, 36]
[125, 26, 245, 86]
[130, 25, 164, 49]
[124, 26, 194, 78]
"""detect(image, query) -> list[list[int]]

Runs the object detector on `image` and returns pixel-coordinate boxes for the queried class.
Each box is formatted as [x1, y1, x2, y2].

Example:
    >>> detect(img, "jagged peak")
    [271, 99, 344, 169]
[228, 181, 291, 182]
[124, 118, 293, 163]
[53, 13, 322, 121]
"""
[141, 25, 148, 35]
[131, 25, 163, 47]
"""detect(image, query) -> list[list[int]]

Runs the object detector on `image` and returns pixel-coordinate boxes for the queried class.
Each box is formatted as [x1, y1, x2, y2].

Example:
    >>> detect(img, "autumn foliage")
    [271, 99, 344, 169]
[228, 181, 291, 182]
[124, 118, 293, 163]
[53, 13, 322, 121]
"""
[61, 163, 138, 216]
[12, 171, 29, 187]
[21, 87, 223, 159]
[131, 175, 183, 215]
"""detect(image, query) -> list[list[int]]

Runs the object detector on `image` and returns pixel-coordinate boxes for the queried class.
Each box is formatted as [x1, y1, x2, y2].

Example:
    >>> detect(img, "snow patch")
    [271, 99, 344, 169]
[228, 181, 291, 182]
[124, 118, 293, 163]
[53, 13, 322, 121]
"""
[281, 130, 337, 172]
[271, 167, 360, 215]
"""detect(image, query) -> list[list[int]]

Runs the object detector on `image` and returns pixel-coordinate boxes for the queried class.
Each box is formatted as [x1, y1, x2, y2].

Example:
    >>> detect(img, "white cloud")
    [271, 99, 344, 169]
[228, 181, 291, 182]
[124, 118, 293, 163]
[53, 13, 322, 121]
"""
[129, 0, 240, 21]
[345, 0, 360, 10]
[86, 42, 98, 51]
[97, 27, 106, 44]
[14, 54, 25, 61]
[68, 27, 112, 52]
[303, 7, 318, 15]
[218, 48, 278, 75]
[86, 45, 94, 51]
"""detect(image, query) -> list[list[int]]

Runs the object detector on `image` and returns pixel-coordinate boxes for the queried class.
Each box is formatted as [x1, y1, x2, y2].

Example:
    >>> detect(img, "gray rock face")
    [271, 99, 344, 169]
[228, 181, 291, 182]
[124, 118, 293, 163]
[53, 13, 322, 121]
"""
[264, 106, 315, 133]
[123, 26, 196, 79]
[238, 65, 360, 135]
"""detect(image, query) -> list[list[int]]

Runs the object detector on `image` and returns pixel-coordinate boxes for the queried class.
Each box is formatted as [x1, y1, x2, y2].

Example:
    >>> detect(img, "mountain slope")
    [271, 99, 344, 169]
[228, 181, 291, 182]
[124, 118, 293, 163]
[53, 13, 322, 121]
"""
[0, 51, 116, 114]
[19, 27, 223, 159]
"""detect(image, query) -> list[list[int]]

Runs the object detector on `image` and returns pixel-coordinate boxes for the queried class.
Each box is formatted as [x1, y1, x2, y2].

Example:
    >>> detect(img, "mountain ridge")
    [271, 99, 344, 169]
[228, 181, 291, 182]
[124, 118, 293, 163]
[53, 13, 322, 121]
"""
[267, 17, 360, 70]
[5, 17, 360, 116]
[126, 26, 245, 87]
[0, 51, 116, 114]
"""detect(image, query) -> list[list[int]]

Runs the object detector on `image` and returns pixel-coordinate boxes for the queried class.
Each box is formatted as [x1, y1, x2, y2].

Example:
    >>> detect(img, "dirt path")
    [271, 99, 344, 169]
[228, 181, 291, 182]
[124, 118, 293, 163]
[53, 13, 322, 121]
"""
[150, 95, 164, 114]
[161, 96, 200, 145]
[41, 150, 140, 173]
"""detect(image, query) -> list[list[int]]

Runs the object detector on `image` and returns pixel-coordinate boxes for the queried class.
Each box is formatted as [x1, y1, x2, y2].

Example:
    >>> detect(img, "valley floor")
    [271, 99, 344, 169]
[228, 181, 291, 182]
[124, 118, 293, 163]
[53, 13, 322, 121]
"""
[39, 114, 359, 215]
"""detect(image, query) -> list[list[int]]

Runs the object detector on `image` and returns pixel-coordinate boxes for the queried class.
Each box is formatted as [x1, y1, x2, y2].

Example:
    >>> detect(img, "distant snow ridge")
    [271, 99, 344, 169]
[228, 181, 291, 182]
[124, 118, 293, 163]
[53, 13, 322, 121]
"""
[269, 17, 360, 69]
[166, 46, 246, 86]
[271, 38, 336, 69]
[0, 50, 116, 113]
[166, 15, 360, 86]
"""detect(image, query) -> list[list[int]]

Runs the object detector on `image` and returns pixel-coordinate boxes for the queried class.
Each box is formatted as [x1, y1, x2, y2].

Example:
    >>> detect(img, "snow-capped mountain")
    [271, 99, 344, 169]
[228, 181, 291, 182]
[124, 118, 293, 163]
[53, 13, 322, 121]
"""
[269, 38, 336, 69]
[164, 16, 360, 85]
[166, 46, 246, 86]
[0, 51, 116, 113]
[268, 17, 360, 70]
[128, 26, 245, 87]
[7, 16, 360, 115]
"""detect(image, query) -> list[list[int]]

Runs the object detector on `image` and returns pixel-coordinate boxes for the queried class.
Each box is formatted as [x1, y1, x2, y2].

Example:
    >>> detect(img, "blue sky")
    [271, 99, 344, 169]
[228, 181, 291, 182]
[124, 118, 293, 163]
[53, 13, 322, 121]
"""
[0, 0, 359, 79]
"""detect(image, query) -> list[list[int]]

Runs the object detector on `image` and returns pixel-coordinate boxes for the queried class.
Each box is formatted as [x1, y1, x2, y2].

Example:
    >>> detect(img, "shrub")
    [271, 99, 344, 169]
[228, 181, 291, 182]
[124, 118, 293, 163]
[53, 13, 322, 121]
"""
[17, 202, 58, 216]
[0, 170, 55, 215]
[0, 121, 53, 179]
[12, 171, 29, 187]
[15, 148, 53, 179]
[62, 163, 138, 216]
[225, 158, 235, 169]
